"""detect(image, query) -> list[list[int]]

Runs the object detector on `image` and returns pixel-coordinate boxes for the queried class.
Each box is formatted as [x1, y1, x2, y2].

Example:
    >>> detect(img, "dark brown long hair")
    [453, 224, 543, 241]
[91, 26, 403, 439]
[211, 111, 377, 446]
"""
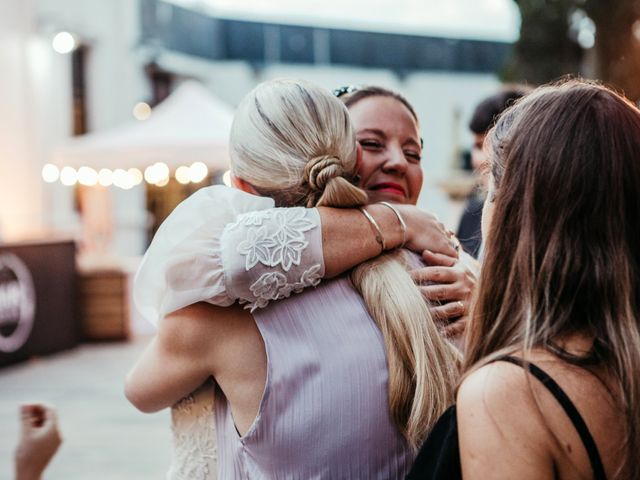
[465, 79, 640, 477]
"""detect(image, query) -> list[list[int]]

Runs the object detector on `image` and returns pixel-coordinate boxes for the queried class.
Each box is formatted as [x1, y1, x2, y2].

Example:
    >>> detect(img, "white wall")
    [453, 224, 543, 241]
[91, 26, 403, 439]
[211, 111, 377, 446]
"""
[0, 0, 45, 240]
[0, 0, 148, 254]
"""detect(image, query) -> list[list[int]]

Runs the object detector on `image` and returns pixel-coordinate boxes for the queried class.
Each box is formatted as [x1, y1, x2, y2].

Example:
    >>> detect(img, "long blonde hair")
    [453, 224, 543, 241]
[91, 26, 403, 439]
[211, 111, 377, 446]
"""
[230, 79, 459, 449]
[466, 80, 640, 477]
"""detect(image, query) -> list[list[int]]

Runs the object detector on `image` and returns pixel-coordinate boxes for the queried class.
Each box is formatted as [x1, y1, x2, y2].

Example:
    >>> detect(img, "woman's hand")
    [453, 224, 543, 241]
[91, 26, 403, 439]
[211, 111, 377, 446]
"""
[411, 250, 478, 340]
[15, 403, 62, 480]
[394, 204, 459, 258]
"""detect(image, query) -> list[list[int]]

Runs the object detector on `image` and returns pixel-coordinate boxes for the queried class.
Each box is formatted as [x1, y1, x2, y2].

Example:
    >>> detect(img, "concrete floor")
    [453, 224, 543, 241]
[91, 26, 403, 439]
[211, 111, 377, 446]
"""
[0, 337, 172, 480]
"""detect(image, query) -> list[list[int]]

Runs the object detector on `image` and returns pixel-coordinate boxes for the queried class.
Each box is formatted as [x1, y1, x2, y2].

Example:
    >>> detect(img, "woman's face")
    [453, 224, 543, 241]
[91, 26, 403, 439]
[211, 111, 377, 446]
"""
[348, 96, 423, 205]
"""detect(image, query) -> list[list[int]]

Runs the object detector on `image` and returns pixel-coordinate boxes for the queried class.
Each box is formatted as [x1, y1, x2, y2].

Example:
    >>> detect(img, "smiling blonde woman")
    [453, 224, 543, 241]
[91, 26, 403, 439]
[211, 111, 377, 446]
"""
[128, 79, 459, 478]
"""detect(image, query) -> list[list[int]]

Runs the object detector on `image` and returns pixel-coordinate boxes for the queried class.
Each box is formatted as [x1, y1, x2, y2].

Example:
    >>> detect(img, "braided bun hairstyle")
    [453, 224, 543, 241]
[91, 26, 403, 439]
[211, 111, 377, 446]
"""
[230, 79, 367, 208]
[230, 79, 458, 450]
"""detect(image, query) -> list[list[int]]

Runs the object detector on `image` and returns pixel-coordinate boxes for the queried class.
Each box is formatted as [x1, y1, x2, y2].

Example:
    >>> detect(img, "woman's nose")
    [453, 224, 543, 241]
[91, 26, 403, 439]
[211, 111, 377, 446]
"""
[381, 145, 408, 173]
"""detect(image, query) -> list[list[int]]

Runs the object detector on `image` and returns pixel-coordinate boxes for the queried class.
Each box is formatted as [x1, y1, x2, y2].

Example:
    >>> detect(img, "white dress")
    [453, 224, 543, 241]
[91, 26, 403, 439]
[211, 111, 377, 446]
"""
[134, 186, 326, 479]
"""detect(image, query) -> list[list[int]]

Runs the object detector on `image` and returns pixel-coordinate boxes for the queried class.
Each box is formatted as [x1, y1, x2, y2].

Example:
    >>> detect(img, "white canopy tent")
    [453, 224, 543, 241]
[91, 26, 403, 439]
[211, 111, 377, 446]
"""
[47, 80, 237, 266]
[53, 80, 234, 172]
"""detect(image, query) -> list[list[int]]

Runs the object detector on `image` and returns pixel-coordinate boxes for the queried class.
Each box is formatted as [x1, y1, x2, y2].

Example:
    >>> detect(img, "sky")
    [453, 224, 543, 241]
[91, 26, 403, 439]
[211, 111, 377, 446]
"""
[166, 0, 521, 42]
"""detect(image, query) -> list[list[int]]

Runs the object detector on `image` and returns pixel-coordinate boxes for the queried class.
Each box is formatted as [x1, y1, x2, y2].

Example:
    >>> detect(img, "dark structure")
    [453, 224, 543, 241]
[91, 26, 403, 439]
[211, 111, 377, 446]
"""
[139, 0, 511, 75]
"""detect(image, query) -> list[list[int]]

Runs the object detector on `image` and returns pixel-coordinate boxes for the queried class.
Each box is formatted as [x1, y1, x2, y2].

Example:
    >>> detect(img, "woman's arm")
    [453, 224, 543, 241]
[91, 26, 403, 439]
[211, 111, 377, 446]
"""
[222, 204, 463, 312]
[135, 185, 467, 322]
[318, 204, 458, 277]
[125, 303, 229, 413]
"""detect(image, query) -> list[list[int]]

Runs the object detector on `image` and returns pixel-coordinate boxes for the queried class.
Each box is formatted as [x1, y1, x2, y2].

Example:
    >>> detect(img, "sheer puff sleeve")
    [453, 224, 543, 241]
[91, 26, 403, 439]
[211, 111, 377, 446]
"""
[134, 186, 325, 325]
[134, 186, 273, 325]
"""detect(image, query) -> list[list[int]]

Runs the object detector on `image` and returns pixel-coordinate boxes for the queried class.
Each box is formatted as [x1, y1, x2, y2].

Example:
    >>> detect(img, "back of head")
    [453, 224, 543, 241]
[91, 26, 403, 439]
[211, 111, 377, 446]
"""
[231, 79, 458, 449]
[468, 79, 640, 476]
[468, 86, 531, 135]
[230, 79, 366, 208]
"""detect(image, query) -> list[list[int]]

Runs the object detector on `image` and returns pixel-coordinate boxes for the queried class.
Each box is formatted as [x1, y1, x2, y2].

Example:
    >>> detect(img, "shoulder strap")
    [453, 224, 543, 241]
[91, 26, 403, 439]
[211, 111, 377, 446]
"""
[498, 356, 607, 480]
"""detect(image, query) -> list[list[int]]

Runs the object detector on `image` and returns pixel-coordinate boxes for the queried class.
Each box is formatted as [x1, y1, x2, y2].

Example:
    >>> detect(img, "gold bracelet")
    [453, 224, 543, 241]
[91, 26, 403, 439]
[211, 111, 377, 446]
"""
[359, 207, 386, 251]
[378, 201, 407, 248]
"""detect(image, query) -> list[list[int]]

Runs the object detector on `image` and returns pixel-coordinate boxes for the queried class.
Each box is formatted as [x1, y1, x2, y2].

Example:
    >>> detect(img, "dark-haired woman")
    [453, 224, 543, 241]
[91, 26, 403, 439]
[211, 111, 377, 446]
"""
[408, 79, 638, 479]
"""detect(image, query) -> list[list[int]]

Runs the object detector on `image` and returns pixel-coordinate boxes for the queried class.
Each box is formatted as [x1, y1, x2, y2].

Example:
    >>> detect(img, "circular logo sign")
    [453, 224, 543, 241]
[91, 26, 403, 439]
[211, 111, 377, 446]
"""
[0, 253, 36, 353]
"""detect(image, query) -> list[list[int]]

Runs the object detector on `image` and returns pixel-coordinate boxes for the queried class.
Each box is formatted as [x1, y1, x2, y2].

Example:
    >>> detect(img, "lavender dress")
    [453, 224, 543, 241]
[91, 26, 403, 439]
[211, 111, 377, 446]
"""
[135, 186, 414, 479]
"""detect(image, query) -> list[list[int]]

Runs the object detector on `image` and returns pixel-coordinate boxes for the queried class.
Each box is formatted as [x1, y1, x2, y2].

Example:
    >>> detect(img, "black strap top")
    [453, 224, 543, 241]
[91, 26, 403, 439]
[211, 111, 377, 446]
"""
[406, 356, 607, 479]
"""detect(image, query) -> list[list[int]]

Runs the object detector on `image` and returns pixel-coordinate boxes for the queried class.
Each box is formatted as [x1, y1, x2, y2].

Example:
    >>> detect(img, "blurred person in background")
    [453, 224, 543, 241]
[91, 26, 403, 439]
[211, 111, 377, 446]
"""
[409, 79, 639, 479]
[15, 403, 62, 480]
[457, 87, 530, 259]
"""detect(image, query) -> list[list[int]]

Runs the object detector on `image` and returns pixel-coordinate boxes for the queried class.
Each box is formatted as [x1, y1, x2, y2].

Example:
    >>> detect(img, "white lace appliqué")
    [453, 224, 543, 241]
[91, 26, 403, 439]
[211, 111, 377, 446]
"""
[247, 264, 322, 311]
[168, 386, 217, 480]
[237, 226, 277, 271]
[233, 208, 321, 312]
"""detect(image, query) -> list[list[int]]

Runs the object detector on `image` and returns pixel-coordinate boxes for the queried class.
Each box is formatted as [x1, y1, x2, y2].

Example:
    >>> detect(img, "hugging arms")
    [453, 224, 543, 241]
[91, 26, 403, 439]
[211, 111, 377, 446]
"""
[134, 189, 477, 338]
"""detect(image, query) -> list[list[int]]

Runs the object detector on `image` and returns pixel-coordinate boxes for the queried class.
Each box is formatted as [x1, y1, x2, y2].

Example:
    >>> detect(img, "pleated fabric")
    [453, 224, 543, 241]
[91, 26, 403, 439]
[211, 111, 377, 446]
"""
[214, 275, 414, 479]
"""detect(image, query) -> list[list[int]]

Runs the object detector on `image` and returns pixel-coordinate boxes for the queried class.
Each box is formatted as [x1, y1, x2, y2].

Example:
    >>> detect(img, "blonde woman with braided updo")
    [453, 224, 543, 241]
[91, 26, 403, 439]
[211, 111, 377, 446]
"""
[126, 79, 459, 478]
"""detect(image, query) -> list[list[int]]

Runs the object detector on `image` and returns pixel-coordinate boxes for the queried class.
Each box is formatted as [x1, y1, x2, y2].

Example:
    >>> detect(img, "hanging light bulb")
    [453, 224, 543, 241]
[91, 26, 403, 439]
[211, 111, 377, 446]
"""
[98, 168, 113, 187]
[156, 176, 170, 187]
[175, 166, 191, 185]
[189, 162, 209, 183]
[222, 170, 232, 187]
[52, 32, 77, 54]
[113, 169, 132, 189]
[155, 162, 170, 183]
[60, 166, 78, 186]
[132, 102, 152, 121]
[78, 166, 98, 186]
[42, 164, 60, 183]
[128, 168, 143, 185]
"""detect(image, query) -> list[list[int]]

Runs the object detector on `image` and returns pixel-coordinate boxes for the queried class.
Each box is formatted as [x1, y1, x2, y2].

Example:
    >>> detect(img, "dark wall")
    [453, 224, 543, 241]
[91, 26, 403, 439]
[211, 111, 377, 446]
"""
[0, 241, 79, 368]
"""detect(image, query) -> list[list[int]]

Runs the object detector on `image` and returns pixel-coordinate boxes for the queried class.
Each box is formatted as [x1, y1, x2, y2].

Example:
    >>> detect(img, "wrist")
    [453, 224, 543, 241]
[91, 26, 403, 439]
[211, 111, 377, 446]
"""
[15, 464, 42, 480]
[363, 204, 404, 250]
[392, 204, 418, 247]
[15, 449, 46, 480]
[378, 202, 407, 248]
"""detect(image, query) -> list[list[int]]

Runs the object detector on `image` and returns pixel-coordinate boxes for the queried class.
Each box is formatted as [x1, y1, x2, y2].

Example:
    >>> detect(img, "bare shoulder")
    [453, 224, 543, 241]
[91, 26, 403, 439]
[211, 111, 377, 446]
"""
[457, 360, 538, 414]
[457, 362, 537, 435]
[158, 302, 249, 355]
[457, 361, 553, 478]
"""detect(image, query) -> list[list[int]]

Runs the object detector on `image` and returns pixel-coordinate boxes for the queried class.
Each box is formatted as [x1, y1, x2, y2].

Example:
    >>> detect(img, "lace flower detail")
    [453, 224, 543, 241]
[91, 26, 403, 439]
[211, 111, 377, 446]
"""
[299, 264, 322, 287]
[249, 272, 287, 306]
[237, 208, 317, 272]
[232, 207, 323, 311]
[270, 236, 309, 271]
[245, 264, 322, 312]
[273, 208, 315, 242]
[240, 210, 272, 227]
[237, 226, 277, 270]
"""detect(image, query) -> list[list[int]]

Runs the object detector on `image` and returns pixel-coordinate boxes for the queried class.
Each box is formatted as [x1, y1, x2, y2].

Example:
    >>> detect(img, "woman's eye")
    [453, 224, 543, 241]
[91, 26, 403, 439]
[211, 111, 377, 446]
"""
[358, 139, 383, 149]
[404, 151, 422, 162]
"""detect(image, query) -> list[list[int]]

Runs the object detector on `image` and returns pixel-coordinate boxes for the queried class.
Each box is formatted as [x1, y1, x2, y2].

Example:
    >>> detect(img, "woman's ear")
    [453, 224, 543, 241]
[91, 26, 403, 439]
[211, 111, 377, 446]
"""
[231, 174, 261, 196]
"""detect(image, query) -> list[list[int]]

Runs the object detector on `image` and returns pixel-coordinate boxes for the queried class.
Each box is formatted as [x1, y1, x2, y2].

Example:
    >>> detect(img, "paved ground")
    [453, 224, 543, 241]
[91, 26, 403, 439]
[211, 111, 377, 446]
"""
[0, 337, 173, 480]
